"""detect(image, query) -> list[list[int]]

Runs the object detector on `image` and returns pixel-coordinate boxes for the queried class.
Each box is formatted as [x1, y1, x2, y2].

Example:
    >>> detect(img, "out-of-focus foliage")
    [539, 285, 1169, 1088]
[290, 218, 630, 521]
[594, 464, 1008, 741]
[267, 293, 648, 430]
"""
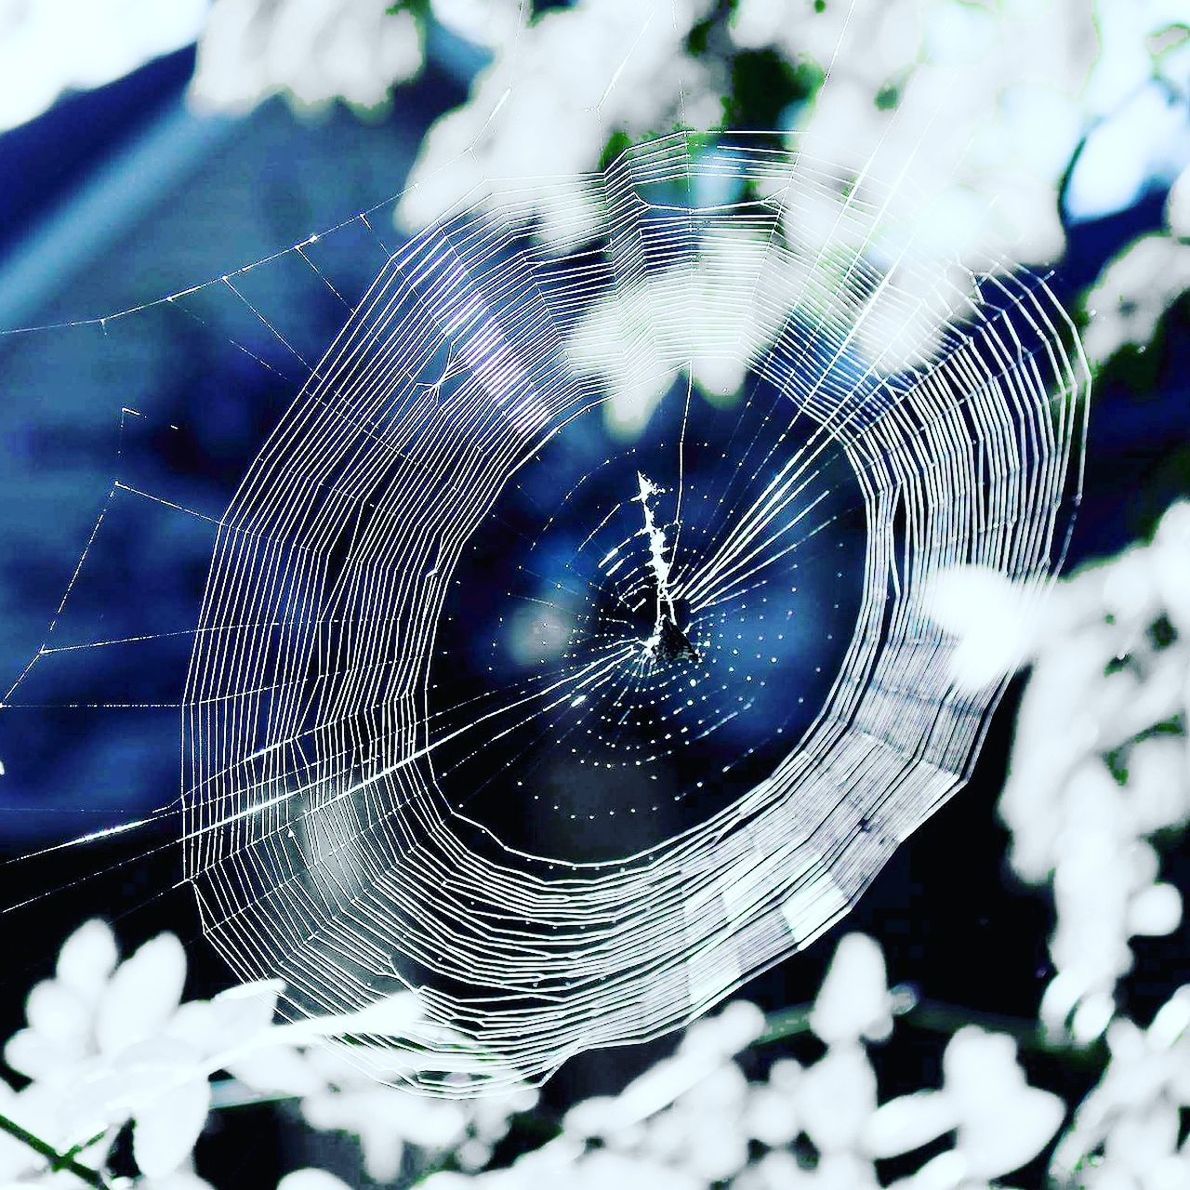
[1083, 175, 1190, 366]
[0, 0, 209, 131]
[193, 0, 425, 114]
[188, 0, 1190, 432]
[192, 0, 1188, 255]
[0, 919, 535, 1187]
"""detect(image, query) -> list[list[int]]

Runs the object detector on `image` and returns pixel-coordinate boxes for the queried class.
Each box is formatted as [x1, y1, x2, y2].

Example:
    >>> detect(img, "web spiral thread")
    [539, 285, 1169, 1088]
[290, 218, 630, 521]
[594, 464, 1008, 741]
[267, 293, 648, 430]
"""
[181, 133, 1089, 1093]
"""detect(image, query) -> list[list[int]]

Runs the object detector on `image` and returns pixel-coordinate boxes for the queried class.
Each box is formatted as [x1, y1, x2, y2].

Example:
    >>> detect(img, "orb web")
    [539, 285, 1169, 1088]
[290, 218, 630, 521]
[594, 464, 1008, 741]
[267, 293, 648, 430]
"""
[430, 372, 865, 862]
[181, 134, 1089, 1093]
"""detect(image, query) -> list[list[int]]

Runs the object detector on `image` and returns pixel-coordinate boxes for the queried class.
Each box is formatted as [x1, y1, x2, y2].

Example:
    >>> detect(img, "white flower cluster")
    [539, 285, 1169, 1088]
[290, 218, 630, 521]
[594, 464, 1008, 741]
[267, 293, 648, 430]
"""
[926, 514, 1189, 1063]
[420, 935, 1068, 1190]
[922, 502, 1190, 1178]
[1082, 165, 1190, 366]
[1053, 988, 1190, 1187]
[997, 502, 1190, 1041]
[395, 0, 722, 248]
[0, 921, 532, 1188]
[290, 1040, 535, 1182]
[0, 923, 260, 1187]
[2, 889, 1186, 1186]
[186, 0, 1190, 426]
[191, 0, 426, 114]
[387, 0, 1187, 263]
[735, 0, 1091, 268]
[740, 0, 1186, 266]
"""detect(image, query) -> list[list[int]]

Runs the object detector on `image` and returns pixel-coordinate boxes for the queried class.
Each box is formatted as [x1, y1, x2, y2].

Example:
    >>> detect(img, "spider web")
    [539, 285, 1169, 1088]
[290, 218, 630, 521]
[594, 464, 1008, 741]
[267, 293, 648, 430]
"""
[0, 52, 1089, 1094]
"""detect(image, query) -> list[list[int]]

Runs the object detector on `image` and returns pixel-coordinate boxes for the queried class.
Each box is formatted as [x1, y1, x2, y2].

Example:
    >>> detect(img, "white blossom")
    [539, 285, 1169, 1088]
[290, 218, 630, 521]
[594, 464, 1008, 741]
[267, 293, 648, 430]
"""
[1066, 82, 1190, 222]
[0, 919, 518, 1186]
[1051, 986, 1190, 1186]
[1167, 162, 1190, 239]
[877, 1028, 1065, 1184]
[2, 924, 213, 1179]
[797, 1043, 878, 1157]
[0, 0, 208, 132]
[276, 1171, 352, 1190]
[809, 933, 893, 1048]
[192, 0, 425, 114]
[396, 0, 721, 244]
[734, 0, 1099, 268]
[1082, 233, 1190, 366]
[992, 503, 1190, 1036]
[928, 503, 1189, 1043]
[297, 1040, 532, 1183]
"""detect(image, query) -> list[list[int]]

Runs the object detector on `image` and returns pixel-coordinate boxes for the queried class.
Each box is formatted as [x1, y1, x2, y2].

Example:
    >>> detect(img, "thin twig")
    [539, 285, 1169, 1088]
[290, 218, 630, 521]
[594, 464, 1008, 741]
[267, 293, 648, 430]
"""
[755, 995, 1107, 1065]
[755, 1003, 813, 1045]
[0, 1111, 107, 1187]
[908, 999, 1106, 1063]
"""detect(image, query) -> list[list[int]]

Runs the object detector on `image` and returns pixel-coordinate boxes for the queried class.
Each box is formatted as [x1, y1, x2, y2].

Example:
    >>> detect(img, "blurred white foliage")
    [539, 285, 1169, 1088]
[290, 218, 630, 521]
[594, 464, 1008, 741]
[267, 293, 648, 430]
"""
[1051, 986, 1190, 1186]
[396, 0, 722, 246]
[1079, 154, 1190, 367]
[933, 501, 1190, 1049]
[0, 0, 209, 132]
[1082, 231, 1190, 366]
[868, 1028, 1066, 1185]
[0, 920, 531, 1187]
[923, 566, 1052, 691]
[1066, 80, 1190, 224]
[186, 0, 1190, 424]
[192, 0, 424, 113]
[807, 933, 893, 1047]
[0, 916, 1184, 1186]
[1168, 164, 1190, 240]
[192, 0, 536, 116]
[296, 1043, 535, 1181]
[277, 1171, 353, 1190]
[1082, 158, 1190, 365]
[1065, 1, 1190, 221]
[737, 0, 1092, 267]
[566, 225, 807, 436]
[184, 0, 1190, 261]
[388, 0, 1188, 262]
[418, 0, 1180, 424]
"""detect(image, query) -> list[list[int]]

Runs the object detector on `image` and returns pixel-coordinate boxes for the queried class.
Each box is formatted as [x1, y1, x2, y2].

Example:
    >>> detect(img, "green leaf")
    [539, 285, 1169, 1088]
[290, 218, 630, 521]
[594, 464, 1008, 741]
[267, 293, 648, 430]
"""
[599, 130, 634, 171]
[726, 51, 823, 128]
[386, 0, 431, 19]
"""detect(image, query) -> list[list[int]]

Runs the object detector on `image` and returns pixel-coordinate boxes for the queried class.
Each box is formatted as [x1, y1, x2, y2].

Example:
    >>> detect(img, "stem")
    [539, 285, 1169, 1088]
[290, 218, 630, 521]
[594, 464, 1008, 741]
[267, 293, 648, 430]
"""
[755, 996, 1106, 1063]
[755, 1003, 813, 1045]
[0, 1111, 107, 1187]
[908, 999, 1102, 1059]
